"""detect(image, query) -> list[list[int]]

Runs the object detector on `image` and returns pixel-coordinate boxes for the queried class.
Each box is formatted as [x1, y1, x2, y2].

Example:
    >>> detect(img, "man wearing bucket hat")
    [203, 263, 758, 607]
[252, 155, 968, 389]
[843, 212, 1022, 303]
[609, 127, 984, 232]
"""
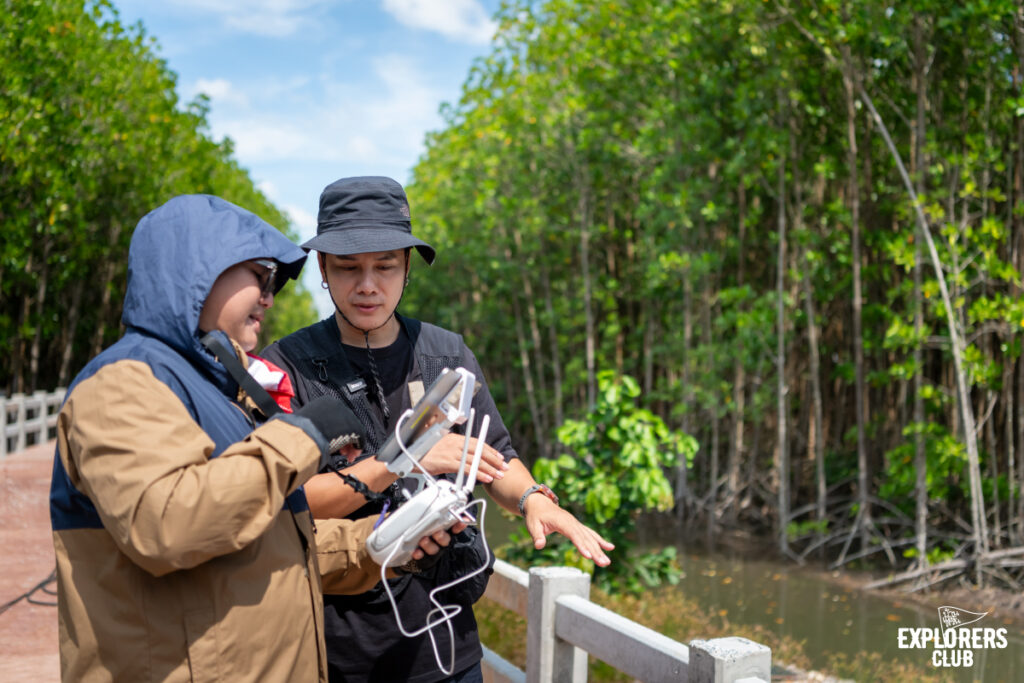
[262, 176, 614, 683]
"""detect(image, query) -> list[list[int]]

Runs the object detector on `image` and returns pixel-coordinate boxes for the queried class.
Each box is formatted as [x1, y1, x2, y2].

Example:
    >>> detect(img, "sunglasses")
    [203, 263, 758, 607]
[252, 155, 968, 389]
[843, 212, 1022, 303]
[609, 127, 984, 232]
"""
[251, 258, 278, 298]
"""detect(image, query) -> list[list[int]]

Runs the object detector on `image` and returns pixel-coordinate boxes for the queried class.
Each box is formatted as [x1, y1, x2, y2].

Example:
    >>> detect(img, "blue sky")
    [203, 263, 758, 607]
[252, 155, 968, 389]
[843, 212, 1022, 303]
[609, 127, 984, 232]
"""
[111, 0, 501, 315]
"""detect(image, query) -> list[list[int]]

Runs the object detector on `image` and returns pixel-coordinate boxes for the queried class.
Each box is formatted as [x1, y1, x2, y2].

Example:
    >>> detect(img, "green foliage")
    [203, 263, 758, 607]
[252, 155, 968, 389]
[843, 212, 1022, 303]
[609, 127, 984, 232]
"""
[504, 371, 697, 593]
[396, 0, 1023, 566]
[881, 421, 966, 510]
[1, 0, 315, 393]
[786, 518, 829, 541]
[904, 542, 956, 566]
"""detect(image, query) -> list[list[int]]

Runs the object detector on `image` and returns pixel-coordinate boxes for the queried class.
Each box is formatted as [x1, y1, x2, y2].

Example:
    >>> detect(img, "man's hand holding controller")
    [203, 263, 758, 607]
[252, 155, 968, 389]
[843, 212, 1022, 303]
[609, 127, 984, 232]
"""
[278, 396, 465, 562]
[367, 412, 490, 568]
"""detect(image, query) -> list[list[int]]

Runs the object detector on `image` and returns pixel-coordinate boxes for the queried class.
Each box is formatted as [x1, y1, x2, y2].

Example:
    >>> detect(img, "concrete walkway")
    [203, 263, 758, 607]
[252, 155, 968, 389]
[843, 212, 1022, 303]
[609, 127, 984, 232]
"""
[0, 442, 59, 681]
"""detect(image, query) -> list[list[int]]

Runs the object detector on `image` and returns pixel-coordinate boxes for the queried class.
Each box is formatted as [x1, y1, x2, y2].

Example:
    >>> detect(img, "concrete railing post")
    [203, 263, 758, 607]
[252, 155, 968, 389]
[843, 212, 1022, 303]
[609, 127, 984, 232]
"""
[0, 394, 7, 459]
[687, 637, 771, 683]
[14, 394, 27, 453]
[526, 566, 590, 683]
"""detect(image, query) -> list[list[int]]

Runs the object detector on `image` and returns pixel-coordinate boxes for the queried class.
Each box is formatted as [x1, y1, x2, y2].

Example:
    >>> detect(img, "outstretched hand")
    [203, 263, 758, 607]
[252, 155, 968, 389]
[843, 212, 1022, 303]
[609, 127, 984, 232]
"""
[523, 496, 614, 567]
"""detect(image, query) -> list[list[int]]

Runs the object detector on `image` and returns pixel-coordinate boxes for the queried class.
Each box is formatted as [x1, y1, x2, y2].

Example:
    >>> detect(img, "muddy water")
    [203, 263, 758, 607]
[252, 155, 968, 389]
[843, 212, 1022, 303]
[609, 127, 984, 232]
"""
[479, 499, 1024, 682]
[672, 550, 1024, 682]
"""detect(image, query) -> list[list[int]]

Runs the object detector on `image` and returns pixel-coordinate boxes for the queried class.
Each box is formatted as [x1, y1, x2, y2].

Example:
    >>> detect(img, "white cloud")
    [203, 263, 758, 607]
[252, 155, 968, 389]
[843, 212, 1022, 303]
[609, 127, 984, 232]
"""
[256, 179, 279, 201]
[216, 120, 310, 160]
[381, 0, 496, 45]
[158, 0, 332, 37]
[205, 53, 446, 173]
[284, 204, 317, 239]
[190, 78, 249, 107]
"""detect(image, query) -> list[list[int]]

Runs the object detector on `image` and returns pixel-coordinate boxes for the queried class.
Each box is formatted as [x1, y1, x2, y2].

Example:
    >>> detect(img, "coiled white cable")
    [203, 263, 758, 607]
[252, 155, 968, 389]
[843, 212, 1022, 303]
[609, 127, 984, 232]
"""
[375, 407, 494, 674]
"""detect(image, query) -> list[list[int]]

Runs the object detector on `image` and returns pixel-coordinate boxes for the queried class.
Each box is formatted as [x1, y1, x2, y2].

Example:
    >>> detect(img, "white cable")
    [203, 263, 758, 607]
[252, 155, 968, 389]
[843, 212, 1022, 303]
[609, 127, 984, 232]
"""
[376, 495, 491, 674]
[378, 394, 493, 673]
[391, 408, 439, 488]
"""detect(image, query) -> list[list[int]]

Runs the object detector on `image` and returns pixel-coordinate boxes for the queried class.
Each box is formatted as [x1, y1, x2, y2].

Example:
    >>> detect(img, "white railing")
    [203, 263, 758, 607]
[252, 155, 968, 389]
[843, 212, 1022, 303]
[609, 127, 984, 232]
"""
[1, 389, 66, 458]
[481, 559, 771, 683]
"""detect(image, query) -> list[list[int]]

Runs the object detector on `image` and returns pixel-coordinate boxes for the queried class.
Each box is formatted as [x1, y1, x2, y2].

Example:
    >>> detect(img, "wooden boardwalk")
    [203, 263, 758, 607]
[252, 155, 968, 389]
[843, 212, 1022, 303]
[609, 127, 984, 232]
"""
[0, 442, 59, 681]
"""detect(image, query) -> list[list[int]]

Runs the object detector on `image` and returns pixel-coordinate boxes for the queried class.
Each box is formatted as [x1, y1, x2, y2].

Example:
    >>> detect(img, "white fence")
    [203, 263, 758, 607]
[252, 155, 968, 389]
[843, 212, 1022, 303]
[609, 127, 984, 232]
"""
[1, 389, 66, 458]
[481, 559, 771, 683]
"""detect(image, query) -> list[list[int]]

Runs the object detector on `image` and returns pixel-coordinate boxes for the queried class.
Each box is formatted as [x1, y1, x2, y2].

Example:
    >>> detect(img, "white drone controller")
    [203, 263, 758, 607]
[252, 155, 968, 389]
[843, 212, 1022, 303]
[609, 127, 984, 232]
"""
[366, 398, 494, 676]
[374, 367, 475, 478]
[367, 408, 490, 567]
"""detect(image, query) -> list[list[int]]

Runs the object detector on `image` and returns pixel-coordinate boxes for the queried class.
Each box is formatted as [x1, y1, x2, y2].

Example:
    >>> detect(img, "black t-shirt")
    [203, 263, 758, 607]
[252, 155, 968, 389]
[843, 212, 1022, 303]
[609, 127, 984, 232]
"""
[262, 315, 513, 682]
[340, 330, 414, 427]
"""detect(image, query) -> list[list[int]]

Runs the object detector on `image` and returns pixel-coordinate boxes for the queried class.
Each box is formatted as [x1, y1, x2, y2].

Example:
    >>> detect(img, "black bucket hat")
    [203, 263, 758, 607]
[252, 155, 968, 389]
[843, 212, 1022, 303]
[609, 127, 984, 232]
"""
[301, 176, 435, 265]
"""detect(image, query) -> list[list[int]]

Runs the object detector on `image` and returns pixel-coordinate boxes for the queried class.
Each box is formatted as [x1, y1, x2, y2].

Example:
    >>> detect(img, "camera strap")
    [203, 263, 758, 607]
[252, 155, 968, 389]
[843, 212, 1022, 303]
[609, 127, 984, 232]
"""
[201, 332, 282, 418]
[201, 332, 390, 504]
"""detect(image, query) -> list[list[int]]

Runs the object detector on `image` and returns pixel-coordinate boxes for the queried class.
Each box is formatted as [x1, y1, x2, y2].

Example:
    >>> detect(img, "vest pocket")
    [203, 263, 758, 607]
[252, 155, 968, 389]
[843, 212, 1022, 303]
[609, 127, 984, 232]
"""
[184, 607, 220, 681]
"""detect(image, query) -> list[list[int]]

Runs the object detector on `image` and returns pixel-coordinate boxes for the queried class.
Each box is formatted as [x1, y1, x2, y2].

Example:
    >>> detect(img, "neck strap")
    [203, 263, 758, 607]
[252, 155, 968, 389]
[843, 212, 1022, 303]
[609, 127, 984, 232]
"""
[201, 332, 282, 418]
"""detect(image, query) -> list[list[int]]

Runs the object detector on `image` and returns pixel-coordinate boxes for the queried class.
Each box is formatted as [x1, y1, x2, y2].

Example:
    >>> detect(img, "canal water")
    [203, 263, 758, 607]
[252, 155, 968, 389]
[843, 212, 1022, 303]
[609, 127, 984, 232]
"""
[671, 549, 1024, 682]
[480, 498, 1024, 682]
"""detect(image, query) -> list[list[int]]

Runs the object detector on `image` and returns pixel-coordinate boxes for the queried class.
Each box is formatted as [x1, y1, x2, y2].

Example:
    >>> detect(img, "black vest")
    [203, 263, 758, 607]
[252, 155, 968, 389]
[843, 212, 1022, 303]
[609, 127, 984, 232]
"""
[275, 315, 463, 454]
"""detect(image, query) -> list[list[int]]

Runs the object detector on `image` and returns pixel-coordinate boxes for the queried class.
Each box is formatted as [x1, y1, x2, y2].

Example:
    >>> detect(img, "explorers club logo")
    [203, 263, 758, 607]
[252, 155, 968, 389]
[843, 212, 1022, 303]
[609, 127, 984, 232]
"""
[897, 605, 1008, 668]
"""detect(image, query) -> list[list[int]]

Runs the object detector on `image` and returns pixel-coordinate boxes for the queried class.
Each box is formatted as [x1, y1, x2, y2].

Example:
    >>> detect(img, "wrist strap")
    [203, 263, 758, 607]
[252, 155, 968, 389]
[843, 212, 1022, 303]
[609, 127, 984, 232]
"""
[327, 464, 390, 504]
[518, 484, 557, 516]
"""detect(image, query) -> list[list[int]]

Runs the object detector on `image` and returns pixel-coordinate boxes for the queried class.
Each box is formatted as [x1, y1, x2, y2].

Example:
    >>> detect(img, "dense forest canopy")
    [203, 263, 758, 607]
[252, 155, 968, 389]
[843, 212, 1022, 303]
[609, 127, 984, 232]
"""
[0, 0, 316, 396]
[6, 0, 1024, 582]
[403, 0, 1024, 580]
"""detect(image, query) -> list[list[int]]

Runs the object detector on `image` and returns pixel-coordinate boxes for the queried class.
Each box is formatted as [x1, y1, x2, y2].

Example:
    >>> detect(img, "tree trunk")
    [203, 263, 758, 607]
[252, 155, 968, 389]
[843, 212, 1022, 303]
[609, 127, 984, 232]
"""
[703, 268, 718, 541]
[540, 266, 564, 431]
[802, 246, 826, 544]
[1018, 358, 1024, 544]
[840, 42, 872, 548]
[512, 227, 550, 455]
[727, 182, 747, 519]
[58, 276, 85, 388]
[1003, 359, 1016, 545]
[90, 222, 122, 358]
[985, 391, 1001, 547]
[911, 14, 931, 569]
[857, 79, 990, 558]
[776, 155, 789, 556]
[577, 177, 596, 408]
[29, 241, 50, 392]
[676, 264, 694, 521]
[12, 253, 32, 395]
[505, 242, 546, 460]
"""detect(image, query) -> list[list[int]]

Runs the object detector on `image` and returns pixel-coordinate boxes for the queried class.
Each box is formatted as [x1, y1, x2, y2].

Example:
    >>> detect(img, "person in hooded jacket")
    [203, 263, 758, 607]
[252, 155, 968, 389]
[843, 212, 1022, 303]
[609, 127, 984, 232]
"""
[261, 176, 615, 683]
[49, 194, 462, 683]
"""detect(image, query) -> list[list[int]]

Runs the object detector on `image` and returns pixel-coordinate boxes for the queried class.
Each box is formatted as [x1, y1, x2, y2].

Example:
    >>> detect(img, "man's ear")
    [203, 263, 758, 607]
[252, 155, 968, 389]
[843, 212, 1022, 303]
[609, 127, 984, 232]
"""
[318, 252, 328, 282]
[404, 248, 412, 278]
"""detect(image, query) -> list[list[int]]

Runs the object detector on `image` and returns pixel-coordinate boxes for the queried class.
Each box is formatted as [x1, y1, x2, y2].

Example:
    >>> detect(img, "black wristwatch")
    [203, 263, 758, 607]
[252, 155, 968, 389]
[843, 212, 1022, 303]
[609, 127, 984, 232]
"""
[518, 484, 559, 516]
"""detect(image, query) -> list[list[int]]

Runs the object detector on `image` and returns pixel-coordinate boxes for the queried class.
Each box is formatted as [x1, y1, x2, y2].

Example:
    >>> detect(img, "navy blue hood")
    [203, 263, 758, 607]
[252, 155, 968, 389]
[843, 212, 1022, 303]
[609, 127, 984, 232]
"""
[121, 194, 306, 359]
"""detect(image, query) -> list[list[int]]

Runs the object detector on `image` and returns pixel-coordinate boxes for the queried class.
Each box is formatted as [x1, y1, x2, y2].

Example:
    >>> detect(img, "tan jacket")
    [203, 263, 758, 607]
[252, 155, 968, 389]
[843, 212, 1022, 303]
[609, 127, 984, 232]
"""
[52, 359, 384, 682]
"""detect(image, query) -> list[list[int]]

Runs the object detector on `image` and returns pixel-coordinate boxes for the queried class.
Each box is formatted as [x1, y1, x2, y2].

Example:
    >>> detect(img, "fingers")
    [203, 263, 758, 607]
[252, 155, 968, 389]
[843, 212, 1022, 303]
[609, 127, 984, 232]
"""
[339, 444, 362, 463]
[422, 434, 509, 483]
[526, 514, 547, 550]
[528, 508, 615, 567]
[569, 525, 614, 567]
[474, 443, 509, 484]
[412, 527, 455, 559]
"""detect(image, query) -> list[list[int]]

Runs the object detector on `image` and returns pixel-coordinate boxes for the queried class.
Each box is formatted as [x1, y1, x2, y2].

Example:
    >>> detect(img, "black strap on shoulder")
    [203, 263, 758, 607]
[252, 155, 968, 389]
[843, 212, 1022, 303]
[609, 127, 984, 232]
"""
[201, 332, 282, 418]
[203, 333, 388, 504]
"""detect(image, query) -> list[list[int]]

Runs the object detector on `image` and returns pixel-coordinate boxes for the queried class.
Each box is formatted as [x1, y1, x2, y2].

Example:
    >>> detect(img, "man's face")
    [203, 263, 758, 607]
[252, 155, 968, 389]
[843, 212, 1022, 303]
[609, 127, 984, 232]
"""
[320, 250, 409, 334]
[198, 260, 275, 352]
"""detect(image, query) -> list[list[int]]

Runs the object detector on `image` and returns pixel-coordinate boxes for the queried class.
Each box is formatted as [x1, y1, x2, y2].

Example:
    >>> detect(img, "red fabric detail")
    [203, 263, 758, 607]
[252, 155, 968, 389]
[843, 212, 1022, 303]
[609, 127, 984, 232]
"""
[247, 353, 295, 413]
